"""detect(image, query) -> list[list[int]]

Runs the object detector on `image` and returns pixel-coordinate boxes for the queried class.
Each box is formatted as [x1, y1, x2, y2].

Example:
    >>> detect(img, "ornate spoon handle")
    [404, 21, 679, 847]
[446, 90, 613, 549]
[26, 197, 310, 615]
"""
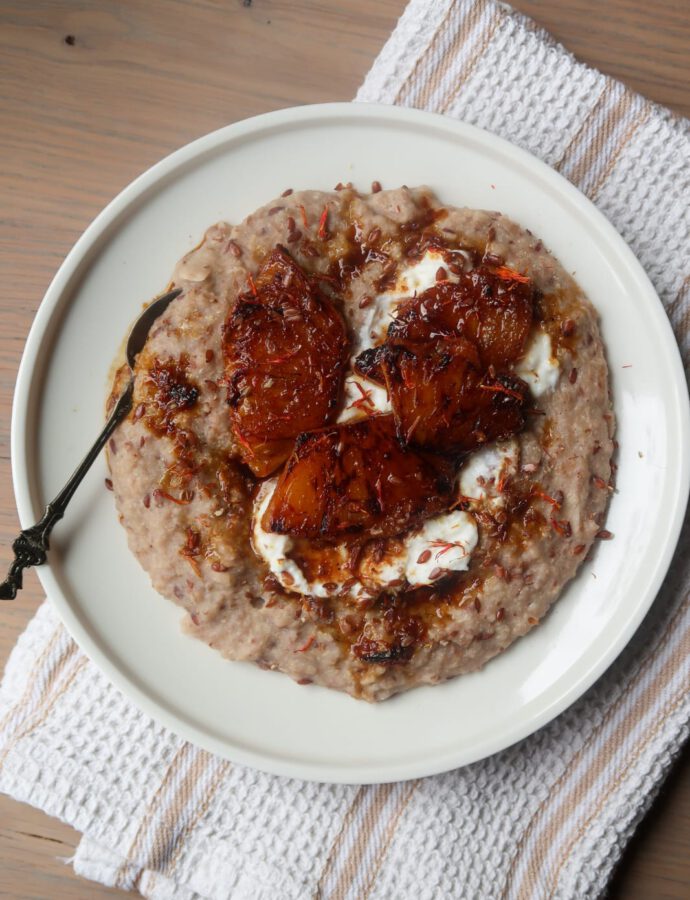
[0, 381, 134, 600]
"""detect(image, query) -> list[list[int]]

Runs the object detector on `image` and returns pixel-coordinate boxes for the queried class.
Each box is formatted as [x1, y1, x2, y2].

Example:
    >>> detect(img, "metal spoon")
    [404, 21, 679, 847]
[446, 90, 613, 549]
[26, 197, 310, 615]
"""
[0, 287, 182, 600]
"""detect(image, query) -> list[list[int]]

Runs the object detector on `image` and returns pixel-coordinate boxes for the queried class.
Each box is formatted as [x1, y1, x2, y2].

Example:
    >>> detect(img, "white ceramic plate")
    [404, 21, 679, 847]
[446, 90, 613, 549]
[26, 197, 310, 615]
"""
[12, 103, 689, 784]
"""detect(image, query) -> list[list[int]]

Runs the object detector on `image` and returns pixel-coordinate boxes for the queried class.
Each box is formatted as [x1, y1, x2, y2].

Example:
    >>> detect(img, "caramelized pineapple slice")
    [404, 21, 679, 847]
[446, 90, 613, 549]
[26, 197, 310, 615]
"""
[224, 246, 348, 477]
[263, 415, 456, 540]
[352, 264, 533, 392]
[382, 336, 530, 453]
[388, 266, 533, 367]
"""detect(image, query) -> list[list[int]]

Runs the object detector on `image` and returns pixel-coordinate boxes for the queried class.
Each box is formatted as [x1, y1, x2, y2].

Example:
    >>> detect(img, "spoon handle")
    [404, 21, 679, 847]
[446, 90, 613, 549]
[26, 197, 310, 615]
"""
[0, 381, 134, 600]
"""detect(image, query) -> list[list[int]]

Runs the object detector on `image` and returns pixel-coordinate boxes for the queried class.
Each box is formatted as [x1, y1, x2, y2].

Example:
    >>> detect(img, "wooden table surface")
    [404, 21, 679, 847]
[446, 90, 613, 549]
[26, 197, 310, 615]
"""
[1, 1, 688, 897]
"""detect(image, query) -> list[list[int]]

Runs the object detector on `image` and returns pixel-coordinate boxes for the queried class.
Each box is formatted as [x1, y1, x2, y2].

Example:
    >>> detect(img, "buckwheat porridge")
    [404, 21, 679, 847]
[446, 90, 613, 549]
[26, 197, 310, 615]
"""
[107, 185, 614, 701]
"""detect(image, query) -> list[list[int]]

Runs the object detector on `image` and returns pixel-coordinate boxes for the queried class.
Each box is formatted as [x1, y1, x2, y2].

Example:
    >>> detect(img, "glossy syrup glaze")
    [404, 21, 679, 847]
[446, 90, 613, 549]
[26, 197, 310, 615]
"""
[107, 186, 614, 700]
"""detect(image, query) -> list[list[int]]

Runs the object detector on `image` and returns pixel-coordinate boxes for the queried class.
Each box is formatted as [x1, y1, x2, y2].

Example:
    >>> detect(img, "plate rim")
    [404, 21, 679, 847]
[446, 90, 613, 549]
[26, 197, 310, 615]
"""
[10, 101, 690, 783]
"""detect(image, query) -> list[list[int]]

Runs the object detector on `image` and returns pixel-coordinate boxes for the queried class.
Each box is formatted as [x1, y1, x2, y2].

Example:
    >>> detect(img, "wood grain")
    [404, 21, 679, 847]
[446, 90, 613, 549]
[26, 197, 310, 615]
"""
[0, 1, 688, 897]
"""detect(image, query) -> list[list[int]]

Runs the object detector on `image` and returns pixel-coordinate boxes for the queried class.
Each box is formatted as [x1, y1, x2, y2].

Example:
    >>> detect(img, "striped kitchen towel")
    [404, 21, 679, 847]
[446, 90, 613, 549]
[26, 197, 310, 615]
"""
[1, 1, 689, 898]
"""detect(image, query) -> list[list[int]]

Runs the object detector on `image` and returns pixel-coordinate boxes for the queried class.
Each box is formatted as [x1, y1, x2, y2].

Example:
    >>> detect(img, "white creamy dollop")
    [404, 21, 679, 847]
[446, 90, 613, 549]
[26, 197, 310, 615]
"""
[338, 372, 391, 423]
[252, 481, 478, 597]
[359, 511, 478, 588]
[251, 481, 313, 596]
[459, 440, 518, 503]
[402, 511, 478, 585]
[397, 251, 454, 294]
[515, 330, 559, 397]
[363, 249, 457, 347]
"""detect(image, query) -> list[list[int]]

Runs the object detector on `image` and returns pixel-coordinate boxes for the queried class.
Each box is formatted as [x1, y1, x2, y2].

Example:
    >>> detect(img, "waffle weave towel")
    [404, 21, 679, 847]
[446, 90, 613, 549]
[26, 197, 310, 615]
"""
[2, 1, 689, 897]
